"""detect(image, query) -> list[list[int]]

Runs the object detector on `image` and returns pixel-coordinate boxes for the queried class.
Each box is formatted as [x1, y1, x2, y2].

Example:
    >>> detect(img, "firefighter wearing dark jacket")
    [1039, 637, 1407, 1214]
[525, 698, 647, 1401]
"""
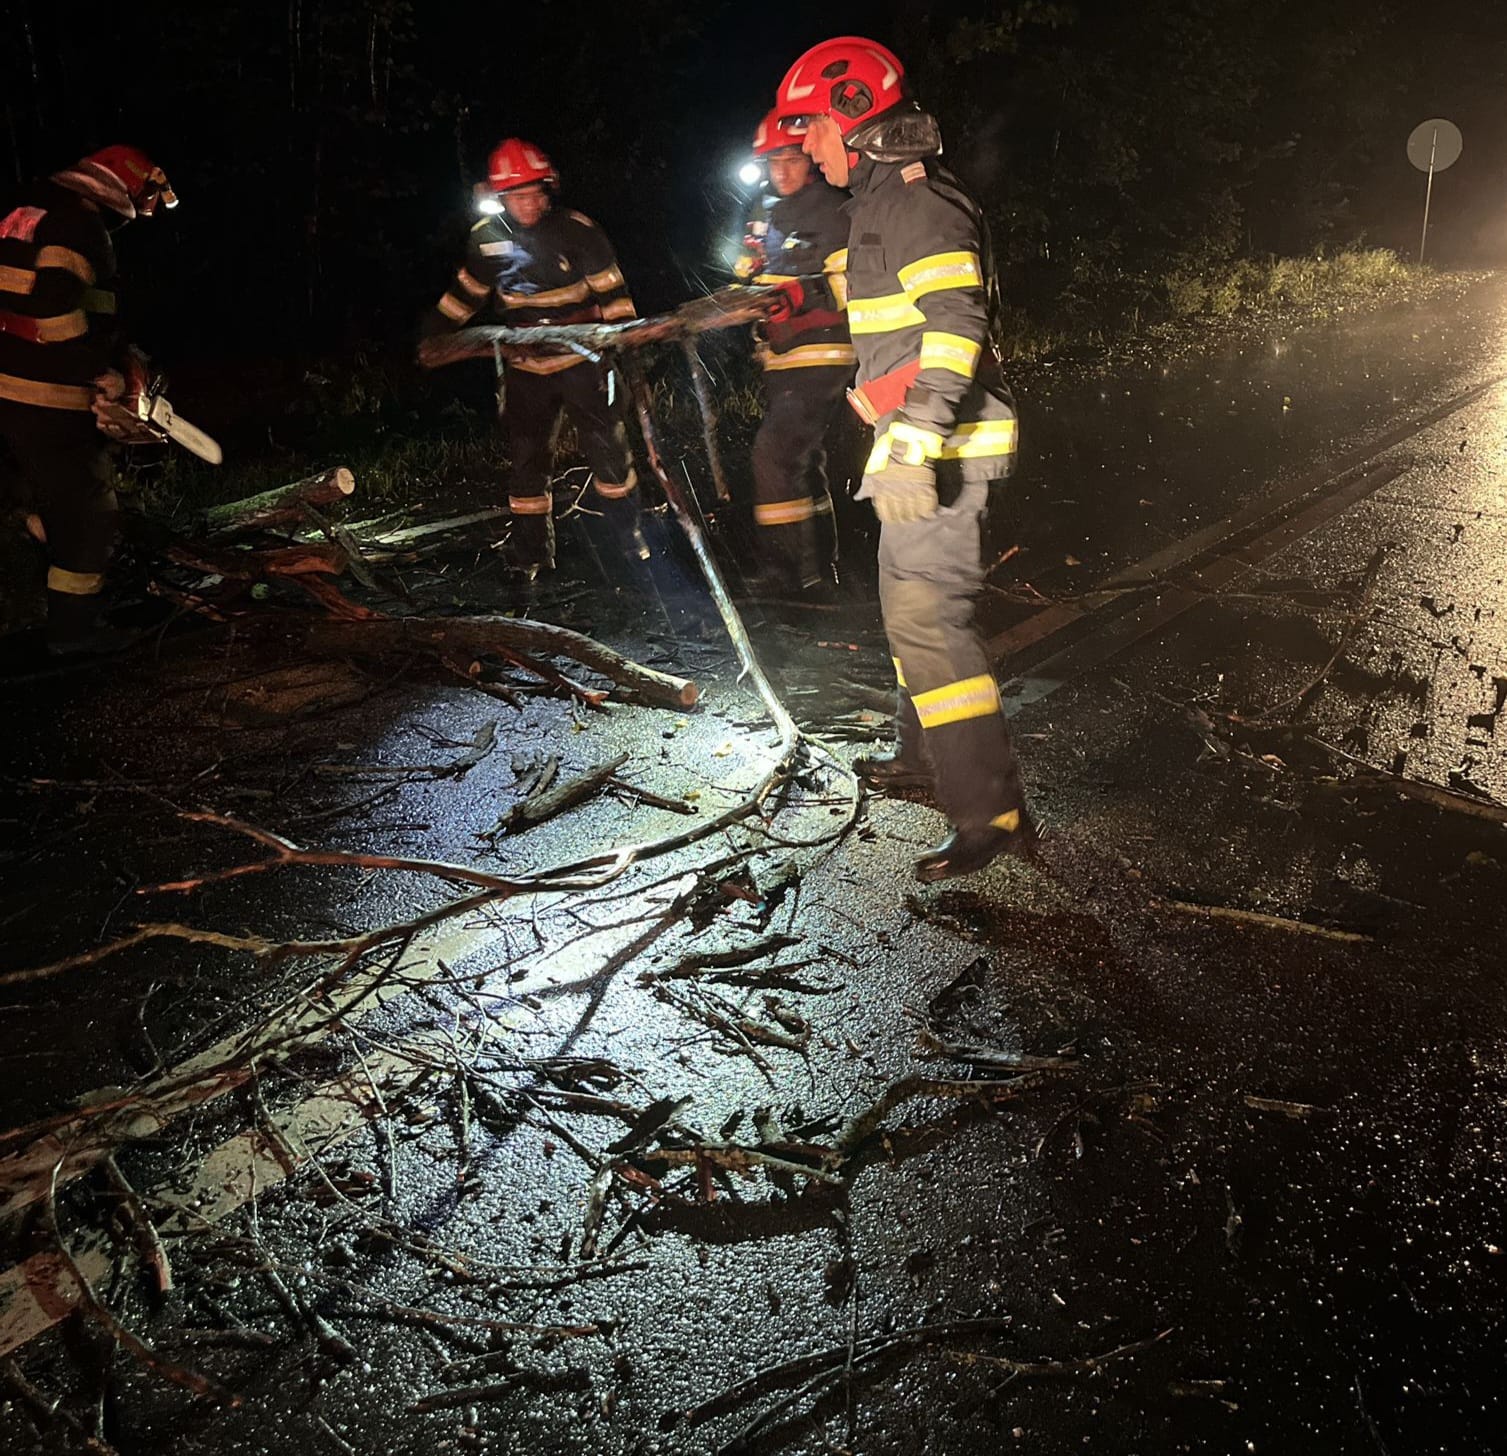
[421, 139, 641, 573]
[0, 146, 176, 652]
[734, 112, 854, 595]
[776, 37, 1036, 883]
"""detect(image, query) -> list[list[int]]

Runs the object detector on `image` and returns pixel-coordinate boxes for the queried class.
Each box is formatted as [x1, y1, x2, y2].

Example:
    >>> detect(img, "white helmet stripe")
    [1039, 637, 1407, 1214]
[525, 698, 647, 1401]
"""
[865, 47, 899, 92]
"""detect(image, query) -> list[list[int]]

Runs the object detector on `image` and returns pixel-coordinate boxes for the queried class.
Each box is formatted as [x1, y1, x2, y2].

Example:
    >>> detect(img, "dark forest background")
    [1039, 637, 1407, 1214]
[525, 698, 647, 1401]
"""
[5, 0, 1505, 366]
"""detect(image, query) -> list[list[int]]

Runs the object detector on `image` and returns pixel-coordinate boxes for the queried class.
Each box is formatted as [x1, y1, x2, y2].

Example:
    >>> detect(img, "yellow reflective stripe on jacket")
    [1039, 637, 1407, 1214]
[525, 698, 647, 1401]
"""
[892, 656, 907, 690]
[990, 809, 1022, 832]
[847, 291, 925, 335]
[599, 297, 636, 321]
[763, 343, 855, 371]
[81, 287, 116, 315]
[455, 267, 490, 299]
[867, 419, 946, 472]
[753, 271, 799, 286]
[897, 250, 982, 300]
[940, 418, 1018, 459]
[508, 493, 553, 515]
[35, 245, 95, 284]
[437, 291, 476, 322]
[755, 498, 815, 525]
[824, 248, 849, 310]
[501, 280, 590, 309]
[911, 673, 1002, 728]
[0, 264, 35, 294]
[585, 264, 624, 293]
[0, 371, 94, 409]
[6, 310, 89, 342]
[47, 565, 105, 595]
[919, 330, 981, 379]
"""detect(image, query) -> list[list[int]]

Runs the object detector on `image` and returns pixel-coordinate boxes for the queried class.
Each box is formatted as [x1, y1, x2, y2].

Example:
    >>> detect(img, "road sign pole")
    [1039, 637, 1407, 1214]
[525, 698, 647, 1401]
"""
[1409, 119, 1460, 265]
[1419, 127, 1439, 265]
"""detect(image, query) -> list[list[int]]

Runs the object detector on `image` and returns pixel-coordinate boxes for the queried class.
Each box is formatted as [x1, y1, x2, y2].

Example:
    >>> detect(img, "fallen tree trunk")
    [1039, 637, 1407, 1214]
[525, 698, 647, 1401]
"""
[304, 615, 698, 710]
[202, 467, 355, 537]
[418, 285, 778, 370]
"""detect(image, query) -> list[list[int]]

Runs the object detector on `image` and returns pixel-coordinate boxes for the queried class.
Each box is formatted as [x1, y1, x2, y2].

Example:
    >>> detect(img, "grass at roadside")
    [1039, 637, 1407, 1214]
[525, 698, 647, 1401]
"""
[1165, 247, 1419, 319]
[998, 247, 1446, 359]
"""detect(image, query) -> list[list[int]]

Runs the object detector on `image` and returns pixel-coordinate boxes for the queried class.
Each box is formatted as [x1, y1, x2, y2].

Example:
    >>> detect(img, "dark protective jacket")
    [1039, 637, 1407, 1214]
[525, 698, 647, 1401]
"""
[0, 179, 122, 411]
[735, 179, 853, 373]
[424, 205, 635, 375]
[843, 155, 1017, 485]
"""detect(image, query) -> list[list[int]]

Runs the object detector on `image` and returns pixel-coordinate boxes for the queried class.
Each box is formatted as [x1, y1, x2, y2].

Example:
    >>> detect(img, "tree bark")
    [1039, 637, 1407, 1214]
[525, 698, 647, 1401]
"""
[304, 616, 699, 709]
[202, 467, 355, 537]
[167, 540, 352, 579]
[418, 286, 777, 370]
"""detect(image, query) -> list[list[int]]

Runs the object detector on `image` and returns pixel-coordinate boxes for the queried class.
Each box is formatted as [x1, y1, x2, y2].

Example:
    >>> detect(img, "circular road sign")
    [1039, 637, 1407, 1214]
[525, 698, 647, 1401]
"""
[1408, 119, 1463, 173]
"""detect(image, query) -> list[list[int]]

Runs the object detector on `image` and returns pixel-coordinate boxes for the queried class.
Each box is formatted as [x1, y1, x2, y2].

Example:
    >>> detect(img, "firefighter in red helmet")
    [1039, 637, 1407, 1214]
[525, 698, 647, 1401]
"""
[735, 108, 855, 599]
[775, 37, 1036, 882]
[0, 145, 177, 654]
[733, 111, 853, 597]
[420, 139, 644, 574]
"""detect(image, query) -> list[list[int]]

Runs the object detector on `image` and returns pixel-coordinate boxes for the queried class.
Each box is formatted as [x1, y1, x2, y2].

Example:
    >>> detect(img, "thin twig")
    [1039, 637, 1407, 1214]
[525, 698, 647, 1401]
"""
[101, 1155, 173, 1293]
[44, 1161, 240, 1406]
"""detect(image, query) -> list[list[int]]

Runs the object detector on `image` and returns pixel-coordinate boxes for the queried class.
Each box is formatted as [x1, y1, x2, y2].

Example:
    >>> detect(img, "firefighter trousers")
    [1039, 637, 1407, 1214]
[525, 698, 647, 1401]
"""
[504, 362, 638, 569]
[877, 480, 1029, 833]
[750, 366, 845, 590]
[0, 400, 117, 645]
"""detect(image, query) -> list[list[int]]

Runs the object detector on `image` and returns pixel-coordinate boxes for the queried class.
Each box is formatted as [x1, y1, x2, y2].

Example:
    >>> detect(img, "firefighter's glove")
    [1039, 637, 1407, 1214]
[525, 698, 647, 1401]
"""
[733, 240, 766, 280]
[92, 369, 126, 404]
[92, 367, 156, 444]
[765, 279, 805, 324]
[866, 458, 938, 524]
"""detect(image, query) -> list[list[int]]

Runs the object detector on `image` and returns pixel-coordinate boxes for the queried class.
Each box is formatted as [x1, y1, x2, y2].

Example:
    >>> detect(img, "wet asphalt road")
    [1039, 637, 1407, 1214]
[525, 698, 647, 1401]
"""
[2, 275, 1506, 1455]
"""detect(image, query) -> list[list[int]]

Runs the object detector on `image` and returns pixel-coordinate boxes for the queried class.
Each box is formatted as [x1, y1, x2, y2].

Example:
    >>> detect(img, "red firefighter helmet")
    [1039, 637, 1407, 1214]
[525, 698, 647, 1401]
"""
[487, 138, 559, 194]
[85, 146, 178, 216]
[752, 110, 806, 158]
[776, 37, 906, 136]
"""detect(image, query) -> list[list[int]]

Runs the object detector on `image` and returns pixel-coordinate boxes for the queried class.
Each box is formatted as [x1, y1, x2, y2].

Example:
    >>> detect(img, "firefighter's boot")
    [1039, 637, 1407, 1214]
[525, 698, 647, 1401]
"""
[915, 812, 1040, 884]
[593, 488, 650, 564]
[506, 512, 555, 575]
[44, 590, 136, 657]
[853, 746, 933, 791]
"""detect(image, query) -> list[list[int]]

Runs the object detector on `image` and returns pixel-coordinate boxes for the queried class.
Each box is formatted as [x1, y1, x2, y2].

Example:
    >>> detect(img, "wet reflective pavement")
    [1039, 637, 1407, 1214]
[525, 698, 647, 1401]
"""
[2, 276, 1506, 1455]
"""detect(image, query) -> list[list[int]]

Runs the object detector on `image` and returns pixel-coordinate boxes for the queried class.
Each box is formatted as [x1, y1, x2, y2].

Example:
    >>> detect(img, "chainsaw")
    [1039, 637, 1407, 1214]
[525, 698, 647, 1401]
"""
[94, 359, 223, 465]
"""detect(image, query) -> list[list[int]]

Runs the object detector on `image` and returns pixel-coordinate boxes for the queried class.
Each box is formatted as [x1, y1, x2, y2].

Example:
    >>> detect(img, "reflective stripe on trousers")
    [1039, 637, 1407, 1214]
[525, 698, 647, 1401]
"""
[877, 480, 1028, 831]
[751, 366, 848, 591]
[0, 399, 118, 640]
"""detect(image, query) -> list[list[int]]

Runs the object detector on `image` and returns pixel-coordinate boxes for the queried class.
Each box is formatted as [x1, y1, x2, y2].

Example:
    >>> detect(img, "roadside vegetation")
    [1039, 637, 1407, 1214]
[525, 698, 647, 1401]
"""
[126, 244, 1448, 519]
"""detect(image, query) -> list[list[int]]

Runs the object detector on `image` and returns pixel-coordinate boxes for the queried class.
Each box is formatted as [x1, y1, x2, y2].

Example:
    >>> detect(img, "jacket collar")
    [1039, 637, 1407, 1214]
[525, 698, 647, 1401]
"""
[843, 155, 900, 211]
